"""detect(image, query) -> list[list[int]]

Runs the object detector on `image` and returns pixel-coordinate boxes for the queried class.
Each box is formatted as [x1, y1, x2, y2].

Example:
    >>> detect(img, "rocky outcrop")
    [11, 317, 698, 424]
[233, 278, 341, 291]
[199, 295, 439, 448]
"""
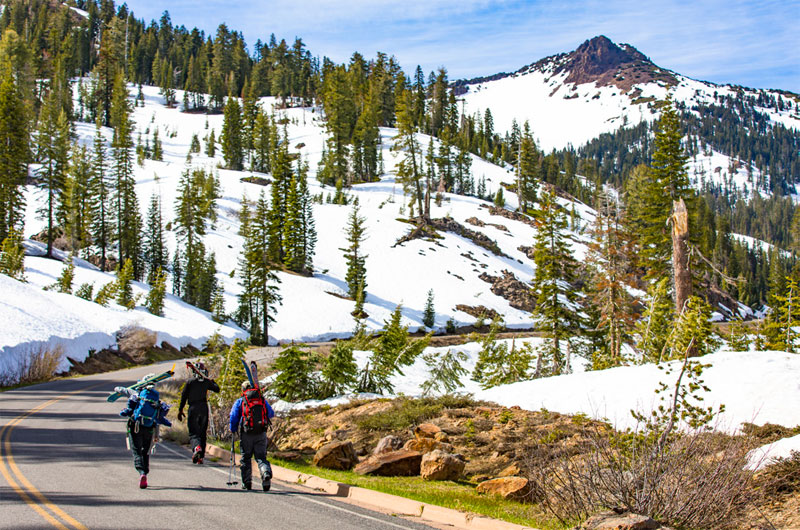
[354, 450, 423, 476]
[581, 511, 668, 530]
[476, 476, 534, 501]
[454, 304, 500, 321]
[414, 423, 441, 438]
[312, 440, 358, 470]
[478, 270, 536, 312]
[429, 217, 507, 257]
[373, 435, 403, 455]
[420, 450, 466, 481]
[484, 205, 537, 228]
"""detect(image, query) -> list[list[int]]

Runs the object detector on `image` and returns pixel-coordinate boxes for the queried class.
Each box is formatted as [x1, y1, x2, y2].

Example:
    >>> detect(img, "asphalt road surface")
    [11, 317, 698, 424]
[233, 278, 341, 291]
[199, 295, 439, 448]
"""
[0, 361, 434, 530]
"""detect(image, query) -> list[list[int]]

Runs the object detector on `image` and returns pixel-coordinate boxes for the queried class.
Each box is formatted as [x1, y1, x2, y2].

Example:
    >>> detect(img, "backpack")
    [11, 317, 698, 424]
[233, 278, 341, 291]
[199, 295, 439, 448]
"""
[241, 388, 269, 434]
[133, 388, 160, 428]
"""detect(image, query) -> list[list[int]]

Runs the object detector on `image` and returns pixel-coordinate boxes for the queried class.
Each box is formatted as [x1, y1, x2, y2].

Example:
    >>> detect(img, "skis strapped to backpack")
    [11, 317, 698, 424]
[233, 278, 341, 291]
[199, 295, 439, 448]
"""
[241, 359, 255, 387]
[107, 365, 175, 402]
[250, 361, 260, 390]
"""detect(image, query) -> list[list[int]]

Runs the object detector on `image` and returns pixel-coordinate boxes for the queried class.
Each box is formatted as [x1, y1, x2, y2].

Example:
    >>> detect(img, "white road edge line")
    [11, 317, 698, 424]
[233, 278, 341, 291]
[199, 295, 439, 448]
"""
[158, 443, 419, 530]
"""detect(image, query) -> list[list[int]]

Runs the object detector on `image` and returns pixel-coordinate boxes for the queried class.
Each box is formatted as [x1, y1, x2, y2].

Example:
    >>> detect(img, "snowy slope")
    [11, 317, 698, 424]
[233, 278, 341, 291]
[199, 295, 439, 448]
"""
[7, 82, 600, 371]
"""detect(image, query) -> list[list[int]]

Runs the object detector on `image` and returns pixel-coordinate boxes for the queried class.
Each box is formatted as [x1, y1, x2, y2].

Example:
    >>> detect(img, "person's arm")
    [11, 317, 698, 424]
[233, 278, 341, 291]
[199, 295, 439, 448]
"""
[178, 380, 190, 419]
[206, 379, 220, 393]
[119, 395, 138, 417]
[157, 402, 172, 427]
[265, 401, 276, 420]
[229, 398, 242, 433]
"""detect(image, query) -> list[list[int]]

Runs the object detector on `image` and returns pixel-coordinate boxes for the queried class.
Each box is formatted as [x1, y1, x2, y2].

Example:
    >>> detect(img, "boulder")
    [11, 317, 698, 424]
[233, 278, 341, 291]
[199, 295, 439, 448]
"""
[476, 476, 533, 501]
[354, 450, 423, 476]
[373, 435, 403, 455]
[498, 463, 522, 477]
[581, 511, 662, 530]
[403, 437, 440, 454]
[312, 440, 358, 470]
[414, 423, 441, 439]
[420, 450, 466, 481]
[433, 431, 450, 443]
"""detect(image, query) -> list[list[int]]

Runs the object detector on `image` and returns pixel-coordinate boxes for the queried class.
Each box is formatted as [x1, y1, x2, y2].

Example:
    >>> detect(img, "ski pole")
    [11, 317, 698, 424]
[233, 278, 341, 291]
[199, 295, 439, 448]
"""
[226, 432, 238, 486]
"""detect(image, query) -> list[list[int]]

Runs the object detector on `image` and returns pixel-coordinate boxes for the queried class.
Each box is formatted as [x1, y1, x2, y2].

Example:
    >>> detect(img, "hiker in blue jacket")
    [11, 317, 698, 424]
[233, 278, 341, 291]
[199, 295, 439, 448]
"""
[117, 374, 172, 489]
[230, 381, 275, 491]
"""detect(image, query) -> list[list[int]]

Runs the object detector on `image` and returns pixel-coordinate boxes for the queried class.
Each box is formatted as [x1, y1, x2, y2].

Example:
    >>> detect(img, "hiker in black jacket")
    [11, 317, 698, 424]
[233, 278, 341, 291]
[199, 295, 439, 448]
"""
[177, 361, 219, 464]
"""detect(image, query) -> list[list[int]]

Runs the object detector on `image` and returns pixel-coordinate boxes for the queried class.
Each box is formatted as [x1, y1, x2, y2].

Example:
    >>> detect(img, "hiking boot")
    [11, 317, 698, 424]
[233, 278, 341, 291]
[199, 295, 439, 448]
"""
[192, 445, 202, 463]
[241, 481, 251, 490]
[262, 478, 271, 492]
[197, 457, 203, 465]
[139, 474, 148, 489]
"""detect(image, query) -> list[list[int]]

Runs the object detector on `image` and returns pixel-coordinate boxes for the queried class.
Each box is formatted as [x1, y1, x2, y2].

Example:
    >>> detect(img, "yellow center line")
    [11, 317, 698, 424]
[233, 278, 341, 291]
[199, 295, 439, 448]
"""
[0, 382, 106, 530]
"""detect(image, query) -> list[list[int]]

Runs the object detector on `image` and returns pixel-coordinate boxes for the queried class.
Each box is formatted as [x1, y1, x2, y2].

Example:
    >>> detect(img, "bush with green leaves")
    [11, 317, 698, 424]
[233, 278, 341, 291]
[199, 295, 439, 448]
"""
[271, 345, 320, 402]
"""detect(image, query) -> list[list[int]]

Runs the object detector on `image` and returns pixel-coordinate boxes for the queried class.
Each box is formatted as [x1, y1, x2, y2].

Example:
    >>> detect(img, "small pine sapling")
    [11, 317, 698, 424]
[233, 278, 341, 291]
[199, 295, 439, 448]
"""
[54, 257, 75, 294]
[471, 318, 532, 389]
[271, 345, 320, 402]
[0, 229, 26, 281]
[145, 267, 167, 316]
[319, 341, 358, 398]
[214, 339, 248, 407]
[190, 133, 201, 154]
[493, 187, 505, 207]
[420, 349, 468, 396]
[116, 258, 135, 309]
[667, 296, 719, 359]
[75, 282, 94, 300]
[211, 286, 227, 323]
[726, 317, 751, 352]
[422, 289, 436, 329]
[94, 281, 118, 306]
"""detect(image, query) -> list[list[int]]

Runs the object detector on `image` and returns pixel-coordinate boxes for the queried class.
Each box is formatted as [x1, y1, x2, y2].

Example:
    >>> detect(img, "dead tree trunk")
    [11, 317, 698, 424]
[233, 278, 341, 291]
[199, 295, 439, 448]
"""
[671, 198, 692, 315]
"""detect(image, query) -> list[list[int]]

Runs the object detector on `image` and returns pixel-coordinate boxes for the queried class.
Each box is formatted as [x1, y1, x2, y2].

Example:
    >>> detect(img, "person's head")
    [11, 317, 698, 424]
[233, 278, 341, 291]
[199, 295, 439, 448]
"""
[139, 373, 156, 390]
[195, 360, 208, 378]
[241, 380, 250, 391]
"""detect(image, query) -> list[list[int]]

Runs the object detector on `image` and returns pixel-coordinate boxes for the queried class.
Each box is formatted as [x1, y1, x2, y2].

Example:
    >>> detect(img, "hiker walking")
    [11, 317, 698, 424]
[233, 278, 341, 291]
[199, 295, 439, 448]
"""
[116, 374, 172, 489]
[177, 361, 219, 464]
[229, 380, 275, 491]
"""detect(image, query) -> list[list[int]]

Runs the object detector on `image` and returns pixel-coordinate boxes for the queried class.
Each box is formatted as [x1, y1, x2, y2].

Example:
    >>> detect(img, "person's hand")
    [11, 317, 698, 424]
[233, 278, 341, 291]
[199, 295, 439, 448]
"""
[177, 410, 185, 422]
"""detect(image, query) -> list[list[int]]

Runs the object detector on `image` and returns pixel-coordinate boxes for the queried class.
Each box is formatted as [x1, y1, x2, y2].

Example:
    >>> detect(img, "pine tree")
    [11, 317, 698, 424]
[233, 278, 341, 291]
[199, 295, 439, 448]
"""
[37, 94, 72, 258]
[190, 133, 201, 154]
[211, 285, 227, 323]
[205, 129, 216, 158]
[90, 119, 113, 271]
[0, 58, 30, 243]
[766, 275, 800, 353]
[636, 278, 674, 363]
[52, 257, 75, 294]
[342, 203, 367, 299]
[151, 129, 163, 161]
[271, 345, 319, 402]
[116, 258, 135, 309]
[372, 304, 431, 374]
[282, 173, 303, 272]
[471, 318, 532, 388]
[530, 187, 581, 376]
[111, 73, 142, 279]
[221, 95, 243, 170]
[145, 266, 167, 316]
[393, 87, 425, 221]
[319, 341, 358, 398]
[420, 349, 468, 396]
[65, 144, 94, 256]
[726, 317, 751, 352]
[668, 296, 719, 358]
[516, 123, 539, 212]
[143, 194, 169, 284]
[298, 160, 317, 272]
[422, 289, 436, 329]
[493, 187, 505, 208]
[0, 228, 25, 281]
[215, 339, 248, 407]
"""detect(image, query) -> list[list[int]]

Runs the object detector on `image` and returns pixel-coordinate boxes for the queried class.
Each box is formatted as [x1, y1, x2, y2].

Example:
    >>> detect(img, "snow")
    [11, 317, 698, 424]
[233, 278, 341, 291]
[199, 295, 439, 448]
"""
[748, 433, 800, 471]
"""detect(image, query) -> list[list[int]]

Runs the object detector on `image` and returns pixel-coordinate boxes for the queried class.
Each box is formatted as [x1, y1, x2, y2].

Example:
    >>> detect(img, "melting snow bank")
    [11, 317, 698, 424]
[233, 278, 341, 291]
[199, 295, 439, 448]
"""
[270, 349, 800, 438]
[0, 257, 246, 375]
[748, 434, 800, 471]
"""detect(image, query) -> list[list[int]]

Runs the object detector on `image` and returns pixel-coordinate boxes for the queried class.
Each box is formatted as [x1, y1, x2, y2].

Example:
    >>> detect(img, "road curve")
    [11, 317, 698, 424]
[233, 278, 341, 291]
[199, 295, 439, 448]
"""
[0, 361, 434, 530]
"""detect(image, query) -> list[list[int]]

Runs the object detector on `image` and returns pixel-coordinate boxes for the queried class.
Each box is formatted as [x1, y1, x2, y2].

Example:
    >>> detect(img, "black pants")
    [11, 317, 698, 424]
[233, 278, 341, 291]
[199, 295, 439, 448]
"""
[239, 430, 272, 486]
[127, 419, 153, 475]
[187, 403, 209, 457]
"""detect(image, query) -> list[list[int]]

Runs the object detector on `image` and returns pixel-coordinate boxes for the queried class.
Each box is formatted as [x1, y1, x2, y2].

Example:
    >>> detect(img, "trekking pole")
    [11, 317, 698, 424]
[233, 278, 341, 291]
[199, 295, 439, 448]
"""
[226, 431, 238, 486]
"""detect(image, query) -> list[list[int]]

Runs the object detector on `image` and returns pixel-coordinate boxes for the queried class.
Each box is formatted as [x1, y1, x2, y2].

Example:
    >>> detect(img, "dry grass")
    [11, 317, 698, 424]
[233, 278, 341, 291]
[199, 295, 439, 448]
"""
[116, 325, 157, 362]
[0, 344, 65, 387]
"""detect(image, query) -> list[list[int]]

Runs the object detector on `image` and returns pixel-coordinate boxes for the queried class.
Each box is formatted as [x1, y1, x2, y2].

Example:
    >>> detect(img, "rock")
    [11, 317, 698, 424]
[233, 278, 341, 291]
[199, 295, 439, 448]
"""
[476, 476, 533, 501]
[414, 423, 441, 439]
[420, 450, 466, 481]
[354, 450, 423, 476]
[404, 437, 439, 453]
[581, 511, 661, 530]
[498, 463, 521, 477]
[374, 435, 403, 455]
[478, 270, 536, 312]
[433, 431, 449, 443]
[272, 450, 302, 462]
[312, 440, 358, 470]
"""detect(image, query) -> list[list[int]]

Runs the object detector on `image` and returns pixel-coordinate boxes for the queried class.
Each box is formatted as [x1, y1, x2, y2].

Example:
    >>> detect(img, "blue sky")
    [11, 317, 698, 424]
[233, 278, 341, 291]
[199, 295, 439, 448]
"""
[122, 0, 799, 92]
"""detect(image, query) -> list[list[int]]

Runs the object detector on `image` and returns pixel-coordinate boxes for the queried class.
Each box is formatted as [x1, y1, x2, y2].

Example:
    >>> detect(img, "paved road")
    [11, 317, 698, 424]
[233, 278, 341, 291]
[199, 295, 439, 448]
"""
[0, 361, 434, 530]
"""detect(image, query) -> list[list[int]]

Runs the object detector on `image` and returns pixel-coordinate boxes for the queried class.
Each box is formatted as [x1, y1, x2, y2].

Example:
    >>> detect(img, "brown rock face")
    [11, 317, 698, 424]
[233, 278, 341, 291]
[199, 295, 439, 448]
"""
[478, 270, 536, 312]
[312, 440, 358, 470]
[354, 450, 423, 476]
[498, 463, 522, 477]
[420, 450, 466, 481]
[476, 476, 533, 501]
[581, 511, 662, 530]
[414, 423, 442, 438]
[403, 437, 440, 454]
[373, 435, 403, 455]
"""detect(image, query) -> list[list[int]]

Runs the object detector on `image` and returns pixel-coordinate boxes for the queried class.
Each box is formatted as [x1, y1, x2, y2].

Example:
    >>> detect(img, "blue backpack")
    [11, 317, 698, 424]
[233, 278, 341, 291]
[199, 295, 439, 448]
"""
[133, 388, 160, 428]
